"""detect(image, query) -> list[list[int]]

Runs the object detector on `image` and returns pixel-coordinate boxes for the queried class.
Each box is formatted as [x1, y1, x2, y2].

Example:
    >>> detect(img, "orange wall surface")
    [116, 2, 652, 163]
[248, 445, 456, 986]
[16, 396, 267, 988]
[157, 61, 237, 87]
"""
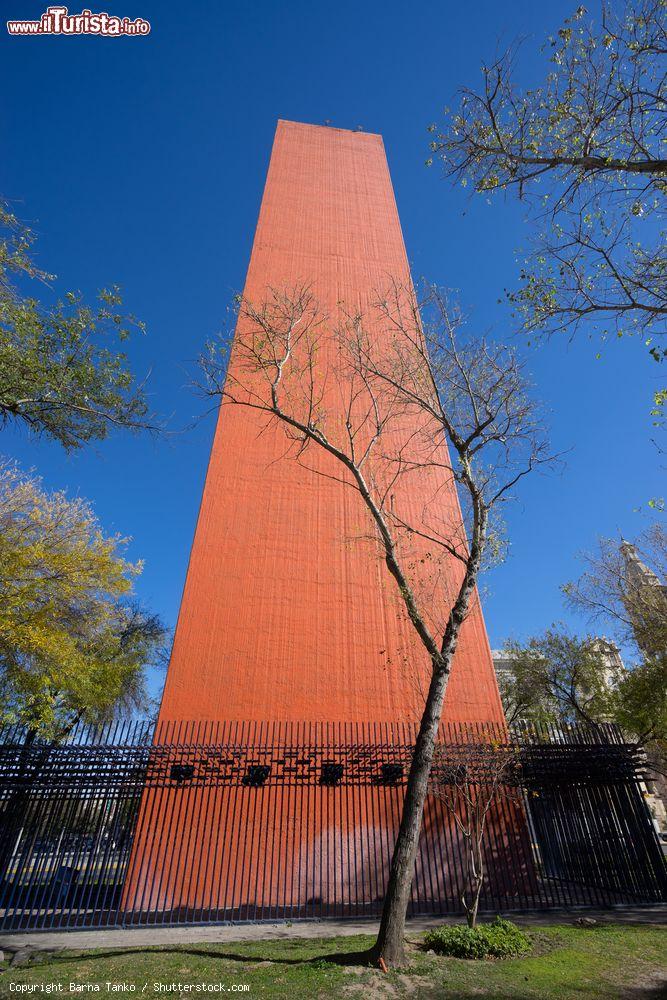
[158, 120, 504, 726]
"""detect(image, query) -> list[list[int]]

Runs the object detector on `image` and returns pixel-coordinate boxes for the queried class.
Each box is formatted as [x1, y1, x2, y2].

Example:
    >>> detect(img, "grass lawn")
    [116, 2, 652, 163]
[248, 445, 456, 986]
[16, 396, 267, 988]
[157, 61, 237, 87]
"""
[1, 923, 666, 999]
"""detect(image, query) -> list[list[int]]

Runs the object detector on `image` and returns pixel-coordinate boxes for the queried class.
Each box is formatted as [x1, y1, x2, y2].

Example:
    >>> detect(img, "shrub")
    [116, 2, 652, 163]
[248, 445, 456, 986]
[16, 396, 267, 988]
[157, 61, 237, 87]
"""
[423, 917, 531, 959]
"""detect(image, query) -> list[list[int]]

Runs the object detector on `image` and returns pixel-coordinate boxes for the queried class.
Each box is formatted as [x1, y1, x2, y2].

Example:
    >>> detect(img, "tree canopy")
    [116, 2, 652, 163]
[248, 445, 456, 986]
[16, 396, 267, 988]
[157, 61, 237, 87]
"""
[0, 202, 156, 451]
[429, 1, 666, 414]
[0, 463, 166, 737]
[501, 624, 666, 746]
[501, 626, 623, 725]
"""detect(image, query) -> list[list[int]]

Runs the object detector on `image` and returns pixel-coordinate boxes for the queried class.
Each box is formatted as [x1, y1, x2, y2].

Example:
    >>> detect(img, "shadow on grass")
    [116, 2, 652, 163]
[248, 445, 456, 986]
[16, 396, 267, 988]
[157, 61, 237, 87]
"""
[5, 945, 378, 970]
[621, 982, 667, 1000]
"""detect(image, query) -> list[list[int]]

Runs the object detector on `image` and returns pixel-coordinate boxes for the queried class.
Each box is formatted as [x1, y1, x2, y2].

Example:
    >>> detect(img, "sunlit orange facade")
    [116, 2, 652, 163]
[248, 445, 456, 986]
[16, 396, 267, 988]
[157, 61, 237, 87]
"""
[158, 120, 504, 727]
[123, 122, 511, 917]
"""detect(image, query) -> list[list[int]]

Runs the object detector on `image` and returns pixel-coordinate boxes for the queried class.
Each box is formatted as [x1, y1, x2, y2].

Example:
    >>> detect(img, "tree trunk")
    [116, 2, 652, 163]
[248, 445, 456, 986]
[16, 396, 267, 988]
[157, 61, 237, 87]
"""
[372, 494, 485, 969]
[371, 666, 448, 965]
[373, 595, 477, 964]
[465, 828, 485, 929]
[466, 881, 482, 928]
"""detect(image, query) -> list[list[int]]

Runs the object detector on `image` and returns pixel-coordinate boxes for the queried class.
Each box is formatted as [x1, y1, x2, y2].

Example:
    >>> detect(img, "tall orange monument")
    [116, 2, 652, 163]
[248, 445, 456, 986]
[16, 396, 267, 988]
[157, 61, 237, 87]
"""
[122, 122, 513, 918]
[157, 120, 504, 727]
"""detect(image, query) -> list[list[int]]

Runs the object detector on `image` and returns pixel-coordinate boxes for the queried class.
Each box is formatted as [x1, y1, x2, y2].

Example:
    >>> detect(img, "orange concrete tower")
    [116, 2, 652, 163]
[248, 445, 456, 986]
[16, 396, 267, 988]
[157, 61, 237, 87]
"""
[158, 119, 504, 727]
[123, 123, 517, 918]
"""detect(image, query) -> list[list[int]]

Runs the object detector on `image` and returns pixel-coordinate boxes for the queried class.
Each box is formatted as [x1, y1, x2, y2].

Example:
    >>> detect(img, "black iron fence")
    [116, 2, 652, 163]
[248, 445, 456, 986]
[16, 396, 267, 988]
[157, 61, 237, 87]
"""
[0, 720, 664, 930]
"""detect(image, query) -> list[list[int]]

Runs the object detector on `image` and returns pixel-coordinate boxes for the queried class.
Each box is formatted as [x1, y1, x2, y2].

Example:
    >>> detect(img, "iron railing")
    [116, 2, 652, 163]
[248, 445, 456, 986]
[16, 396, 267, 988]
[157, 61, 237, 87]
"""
[0, 720, 664, 930]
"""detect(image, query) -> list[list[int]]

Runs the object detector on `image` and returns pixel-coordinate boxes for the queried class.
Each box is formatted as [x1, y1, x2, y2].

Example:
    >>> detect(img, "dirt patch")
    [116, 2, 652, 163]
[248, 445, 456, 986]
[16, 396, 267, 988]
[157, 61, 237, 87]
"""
[342, 978, 401, 999]
[527, 930, 562, 957]
[396, 973, 435, 992]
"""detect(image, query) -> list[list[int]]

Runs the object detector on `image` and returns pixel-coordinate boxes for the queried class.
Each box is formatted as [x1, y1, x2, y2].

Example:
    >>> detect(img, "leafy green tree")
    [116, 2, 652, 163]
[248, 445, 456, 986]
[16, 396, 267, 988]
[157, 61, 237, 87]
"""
[0, 202, 156, 450]
[501, 623, 666, 788]
[500, 626, 620, 728]
[429, 1, 666, 415]
[0, 462, 166, 739]
[613, 655, 667, 744]
[0, 200, 167, 879]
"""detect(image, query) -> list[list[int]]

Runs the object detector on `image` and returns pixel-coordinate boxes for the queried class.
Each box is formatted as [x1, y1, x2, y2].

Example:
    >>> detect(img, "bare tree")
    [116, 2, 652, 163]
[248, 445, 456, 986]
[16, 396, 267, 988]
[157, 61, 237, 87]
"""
[429, 734, 524, 928]
[198, 280, 552, 967]
[428, 1, 666, 412]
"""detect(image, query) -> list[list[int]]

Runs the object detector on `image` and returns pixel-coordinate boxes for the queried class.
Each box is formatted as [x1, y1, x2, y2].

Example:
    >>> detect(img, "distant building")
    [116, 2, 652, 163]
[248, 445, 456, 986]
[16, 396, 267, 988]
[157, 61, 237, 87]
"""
[621, 538, 665, 596]
[620, 538, 667, 660]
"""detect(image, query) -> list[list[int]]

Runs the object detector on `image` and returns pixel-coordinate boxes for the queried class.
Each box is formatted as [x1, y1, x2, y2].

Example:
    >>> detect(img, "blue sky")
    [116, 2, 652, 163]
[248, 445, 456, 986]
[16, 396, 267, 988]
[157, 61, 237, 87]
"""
[1, 0, 660, 698]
